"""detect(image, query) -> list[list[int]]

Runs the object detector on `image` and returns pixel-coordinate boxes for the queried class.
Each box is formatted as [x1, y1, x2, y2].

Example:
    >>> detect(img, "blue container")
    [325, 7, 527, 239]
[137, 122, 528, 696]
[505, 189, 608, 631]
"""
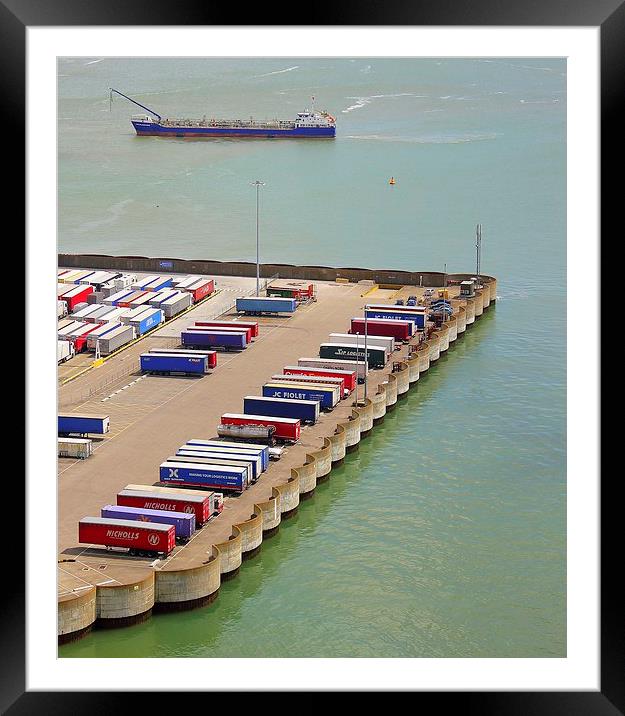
[58, 414, 110, 435]
[185, 440, 269, 471]
[160, 460, 248, 492]
[181, 330, 246, 350]
[140, 353, 208, 375]
[146, 277, 173, 292]
[262, 384, 334, 410]
[236, 297, 296, 314]
[243, 395, 319, 424]
[100, 504, 195, 539]
[131, 309, 164, 335]
[177, 448, 261, 480]
[365, 309, 425, 329]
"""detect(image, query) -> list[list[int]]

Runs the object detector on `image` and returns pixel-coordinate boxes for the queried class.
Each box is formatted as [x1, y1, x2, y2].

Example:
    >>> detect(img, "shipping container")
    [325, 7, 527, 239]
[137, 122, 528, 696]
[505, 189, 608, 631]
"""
[190, 324, 253, 343]
[220, 413, 300, 443]
[118, 488, 213, 524]
[173, 275, 202, 288]
[217, 423, 275, 442]
[176, 449, 261, 481]
[90, 307, 130, 324]
[350, 317, 414, 341]
[195, 319, 259, 338]
[172, 453, 254, 485]
[148, 348, 218, 368]
[60, 285, 94, 311]
[365, 308, 425, 330]
[262, 382, 339, 410]
[123, 307, 164, 335]
[131, 274, 159, 290]
[58, 321, 87, 338]
[148, 289, 179, 306]
[185, 439, 269, 471]
[366, 302, 426, 314]
[243, 395, 319, 424]
[329, 332, 395, 354]
[270, 373, 346, 397]
[57, 340, 75, 364]
[85, 322, 124, 350]
[70, 270, 97, 284]
[180, 444, 266, 473]
[182, 278, 215, 302]
[123, 484, 223, 516]
[58, 413, 110, 435]
[140, 352, 210, 375]
[101, 504, 195, 541]
[319, 342, 386, 369]
[282, 365, 357, 394]
[96, 324, 136, 354]
[85, 305, 118, 322]
[181, 329, 246, 350]
[103, 288, 136, 306]
[78, 516, 175, 556]
[236, 296, 296, 315]
[267, 280, 314, 300]
[159, 291, 193, 318]
[159, 460, 248, 493]
[72, 303, 104, 321]
[144, 276, 174, 292]
[296, 357, 368, 381]
[58, 437, 92, 459]
[117, 290, 149, 308]
[57, 283, 76, 297]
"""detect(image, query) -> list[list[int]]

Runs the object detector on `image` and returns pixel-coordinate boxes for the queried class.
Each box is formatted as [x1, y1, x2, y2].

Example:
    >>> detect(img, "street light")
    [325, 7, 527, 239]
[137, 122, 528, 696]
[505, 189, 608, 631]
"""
[250, 180, 265, 296]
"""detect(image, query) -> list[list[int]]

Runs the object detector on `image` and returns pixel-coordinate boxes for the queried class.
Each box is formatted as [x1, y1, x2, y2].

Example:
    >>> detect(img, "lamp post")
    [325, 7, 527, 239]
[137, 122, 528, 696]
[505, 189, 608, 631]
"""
[250, 180, 265, 296]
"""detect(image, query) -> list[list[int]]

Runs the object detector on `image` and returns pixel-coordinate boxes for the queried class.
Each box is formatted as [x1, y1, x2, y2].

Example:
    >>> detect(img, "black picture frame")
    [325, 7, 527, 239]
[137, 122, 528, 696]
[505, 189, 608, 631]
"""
[9, 1, 613, 711]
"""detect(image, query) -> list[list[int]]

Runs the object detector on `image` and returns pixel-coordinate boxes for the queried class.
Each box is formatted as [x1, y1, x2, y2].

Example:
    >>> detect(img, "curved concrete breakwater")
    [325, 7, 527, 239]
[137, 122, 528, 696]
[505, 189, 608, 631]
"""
[57, 265, 496, 644]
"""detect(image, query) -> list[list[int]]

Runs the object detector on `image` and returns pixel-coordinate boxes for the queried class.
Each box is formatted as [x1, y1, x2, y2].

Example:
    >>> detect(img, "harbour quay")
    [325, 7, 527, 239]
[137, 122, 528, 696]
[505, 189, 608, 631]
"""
[57, 256, 497, 644]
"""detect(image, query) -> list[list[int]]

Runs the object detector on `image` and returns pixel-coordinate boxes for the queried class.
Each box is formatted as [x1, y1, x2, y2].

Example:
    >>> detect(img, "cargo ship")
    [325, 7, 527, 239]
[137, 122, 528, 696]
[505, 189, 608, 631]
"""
[110, 88, 336, 139]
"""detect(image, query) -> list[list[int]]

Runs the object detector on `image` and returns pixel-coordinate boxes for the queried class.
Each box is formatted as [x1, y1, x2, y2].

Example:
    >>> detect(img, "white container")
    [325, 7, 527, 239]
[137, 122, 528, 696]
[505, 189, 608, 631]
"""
[85, 322, 124, 349]
[328, 332, 395, 354]
[160, 291, 192, 318]
[57, 300, 68, 318]
[58, 437, 92, 459]
[72, 304, 103, 320]
[58, 320, 87, 337]
[57, 340, 75, 364]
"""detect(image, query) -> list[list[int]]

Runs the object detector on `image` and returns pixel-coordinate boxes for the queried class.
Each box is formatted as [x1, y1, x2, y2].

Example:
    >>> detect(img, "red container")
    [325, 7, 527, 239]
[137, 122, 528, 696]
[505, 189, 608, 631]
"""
[283, 366, 356, 393]
[78, 517, 175, 555]
[195, 320, 259, 338]
[221, 413, 301, 442]
[350, 318, 412, 342]
[186, 279, 214, 302]
[61, 285, 94, 311]
[117, 491, 211, 526]
[193, 324, 253, 343]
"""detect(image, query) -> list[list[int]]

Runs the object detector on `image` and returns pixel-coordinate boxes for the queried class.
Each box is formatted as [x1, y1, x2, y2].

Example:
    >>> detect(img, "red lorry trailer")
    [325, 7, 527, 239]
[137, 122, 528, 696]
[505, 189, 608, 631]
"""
[183, 278, 215, 303]
[194, 319, 259, 338]
[117, 488, 213, 526]
[221, 413, 300, 442]
[78, 516, 175, 556]
[282, 365, 356, 394]
[350, 317, 413, 342]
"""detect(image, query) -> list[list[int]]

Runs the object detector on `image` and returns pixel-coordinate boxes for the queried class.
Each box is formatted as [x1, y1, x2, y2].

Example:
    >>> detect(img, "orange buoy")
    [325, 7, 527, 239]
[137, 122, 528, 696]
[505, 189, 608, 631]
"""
[389, 177, 395, 185]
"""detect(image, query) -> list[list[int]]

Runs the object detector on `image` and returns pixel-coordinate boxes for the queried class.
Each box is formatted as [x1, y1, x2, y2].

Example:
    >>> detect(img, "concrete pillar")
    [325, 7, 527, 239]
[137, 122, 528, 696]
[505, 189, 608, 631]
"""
[384, 373, 398, 409]
[428, 334, 441, 362]
[58, 588, 97, 644]
[214, 530, 243, 577]
[293, 461, 317, 497]
[355, 397, 373, 436]
[235, 509, 264, 559]
[154, 553, 221, 610]
[417, 345, 430, 373]
[256, 489, 282, 536]
[372, 385, 387, 425]
[395, 362, 410, 396]
[96, 572, 155, 626]
[407, 354, 420, 384]
[309, 438, 332, 481]
[276, 474, 300, 517]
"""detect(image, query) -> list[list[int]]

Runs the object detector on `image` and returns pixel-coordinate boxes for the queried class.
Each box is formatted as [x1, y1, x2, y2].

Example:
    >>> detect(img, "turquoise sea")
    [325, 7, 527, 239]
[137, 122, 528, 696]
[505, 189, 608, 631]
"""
[58, 57, 566, 657]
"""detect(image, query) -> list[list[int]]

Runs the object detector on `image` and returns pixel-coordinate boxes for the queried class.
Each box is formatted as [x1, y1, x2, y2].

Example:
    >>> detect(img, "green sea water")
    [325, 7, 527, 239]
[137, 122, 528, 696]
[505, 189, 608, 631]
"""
[58, 58, 566, 657]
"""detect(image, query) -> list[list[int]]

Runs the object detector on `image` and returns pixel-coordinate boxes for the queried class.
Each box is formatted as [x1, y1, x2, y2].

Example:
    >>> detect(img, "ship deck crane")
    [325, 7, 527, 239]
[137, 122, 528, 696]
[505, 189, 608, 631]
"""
[109, 88, 162, 121]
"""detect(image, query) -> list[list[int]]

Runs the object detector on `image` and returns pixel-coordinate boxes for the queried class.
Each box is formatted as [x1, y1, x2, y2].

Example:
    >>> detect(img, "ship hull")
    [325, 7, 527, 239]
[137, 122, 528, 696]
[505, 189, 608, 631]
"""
[131, 121, 335, 138]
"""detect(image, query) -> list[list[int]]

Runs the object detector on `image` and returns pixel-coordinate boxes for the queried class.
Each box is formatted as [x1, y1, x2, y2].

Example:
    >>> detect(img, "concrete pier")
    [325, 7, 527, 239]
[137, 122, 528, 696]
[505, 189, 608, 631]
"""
[57, 270, 496, 642]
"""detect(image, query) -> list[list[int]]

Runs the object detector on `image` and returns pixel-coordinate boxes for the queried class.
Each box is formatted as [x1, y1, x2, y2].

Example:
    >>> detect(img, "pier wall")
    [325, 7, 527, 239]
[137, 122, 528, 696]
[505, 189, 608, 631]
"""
[58, 267, 496, 642]
[58, 253, 495, 290]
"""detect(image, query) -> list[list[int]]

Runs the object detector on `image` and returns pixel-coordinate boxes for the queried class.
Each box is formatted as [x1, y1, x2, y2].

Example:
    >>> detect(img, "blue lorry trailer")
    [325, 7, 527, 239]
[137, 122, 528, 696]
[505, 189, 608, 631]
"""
[364, 308, 425, 330]
[58, 413, 110, 436]
[100, 504, 195, 540]
[173, 451, 259, 482]
[243, 395, 320, 424]
[140, 352, 209, 375]
[261, 382, 338, 410]
[159, 460, 248, 493]
[184, 439, 269, 470]
[236, 296, 296, 315]
[181, 329, 247, 350]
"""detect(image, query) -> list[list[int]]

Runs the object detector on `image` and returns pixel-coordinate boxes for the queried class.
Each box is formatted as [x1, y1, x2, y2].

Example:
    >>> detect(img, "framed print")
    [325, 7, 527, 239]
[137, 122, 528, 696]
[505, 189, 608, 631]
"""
[10, 0, 614, 710]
